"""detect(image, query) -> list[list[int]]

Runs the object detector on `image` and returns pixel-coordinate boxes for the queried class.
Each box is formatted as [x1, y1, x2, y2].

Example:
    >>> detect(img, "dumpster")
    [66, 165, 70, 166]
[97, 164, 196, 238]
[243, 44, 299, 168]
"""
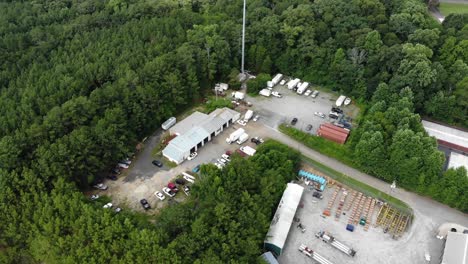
[346, 224, 355, 232]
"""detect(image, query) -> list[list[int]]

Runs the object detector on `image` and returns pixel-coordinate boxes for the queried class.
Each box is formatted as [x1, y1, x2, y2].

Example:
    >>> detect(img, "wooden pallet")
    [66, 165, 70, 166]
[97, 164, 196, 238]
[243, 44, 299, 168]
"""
[364, 199, 376, 231]
[348, 192, 362, 224]
[344, 190, 356, 212]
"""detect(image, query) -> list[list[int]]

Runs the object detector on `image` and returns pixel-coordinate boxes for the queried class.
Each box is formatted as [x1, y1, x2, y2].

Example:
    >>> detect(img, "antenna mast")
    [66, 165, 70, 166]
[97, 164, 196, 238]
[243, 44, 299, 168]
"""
[241, 0, 246, 74]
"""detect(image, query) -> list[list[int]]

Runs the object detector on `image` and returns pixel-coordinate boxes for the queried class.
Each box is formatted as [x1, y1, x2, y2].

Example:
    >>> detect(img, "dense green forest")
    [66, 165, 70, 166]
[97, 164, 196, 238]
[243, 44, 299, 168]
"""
[0, 0, 467, 262]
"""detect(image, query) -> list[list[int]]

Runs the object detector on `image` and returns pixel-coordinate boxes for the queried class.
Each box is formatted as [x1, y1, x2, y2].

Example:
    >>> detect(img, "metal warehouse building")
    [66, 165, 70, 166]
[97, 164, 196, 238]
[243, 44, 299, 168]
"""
[264, 183, 304, 256]
[441, 232, 468, 264]
[162, 107, 240, 164]
[317, 123, 350, 144]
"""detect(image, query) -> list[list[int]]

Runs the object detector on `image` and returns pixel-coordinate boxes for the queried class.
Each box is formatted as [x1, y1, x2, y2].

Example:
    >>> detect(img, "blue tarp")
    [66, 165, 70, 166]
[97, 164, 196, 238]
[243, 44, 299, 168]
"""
[298, 170, 327, 191]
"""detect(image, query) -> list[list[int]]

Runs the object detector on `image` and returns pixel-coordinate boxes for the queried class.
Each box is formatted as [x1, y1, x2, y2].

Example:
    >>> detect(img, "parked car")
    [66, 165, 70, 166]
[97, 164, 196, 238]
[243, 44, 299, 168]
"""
[237, 120, 247, 126]
[306, 124, 313, 131]
[107, 174, 118, 181]
[140, 199, 151, 210]
[192, 164, 201, 173]
[168, 182, 179, 193]
[183, 186, 191, 196]
[218, 158, 227, 165]
[155, 191, 165, 201]
[225, 150, 232, 156]
[175, 178, 186, 185]
[93, 183, 108, 190]
[314, 112, 325, 118]
[111, 168, 121, 175]
[291, 118, 298, 125]
[103, 202, 113, 209]
[313, 191, 323, 199]
[187, 152, 198, 160]
[304, 90, 312, 96]
[311, 90, 319, 98]
[163, 187, 175, 197]
[329, 113, 339, 119]
[115, 207, 122, 213]
[91, 194, 100, 200]
[221, 154, 231, 161]
[272, 91, 282, 98]
[331, 107, 343, 114]
[152, 160, 163, 167]
[253, 115, 259, 122]
[214, 162, 224, 169]
[119, 159, 131, 165]
[251, 138, 260, 145]
[117, 163, 129, 169]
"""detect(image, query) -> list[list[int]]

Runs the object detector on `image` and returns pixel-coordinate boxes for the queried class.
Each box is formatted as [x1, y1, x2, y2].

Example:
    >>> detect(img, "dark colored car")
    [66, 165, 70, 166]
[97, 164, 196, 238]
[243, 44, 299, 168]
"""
[107, 174, 118, 181]
[329, 114, 338, 119]
[152, 160, 163, 167]
[291, 118, 298, 125]
[313, 191, 323, 199]
[332, 107, 343, 114]
[251, 138, 260, 145]
[306, 124, 313, 131]
[111, 168, 121, 175]
[175, 178, 186, 185]
[225, 151, 232, 156]
[140, 199, 150, 210]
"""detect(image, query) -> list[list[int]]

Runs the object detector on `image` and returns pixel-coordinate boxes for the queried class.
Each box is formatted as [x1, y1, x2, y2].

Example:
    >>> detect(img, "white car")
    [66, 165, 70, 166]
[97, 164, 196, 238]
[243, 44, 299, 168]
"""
[117, 163, 129, 169]
[93, 183, 108, 190]
[162, 187, 175, 198]
[103, 202, 113, 209]
[214, 162, 223, 169]
[236, 120, 247, 126]
[311, 90, 319, 98]
[272, 91, 282, 98]
[218, 158, 227, 165]
[91, 194, 100, 200]
[155, 191, 165, 201]
[344, 97, 351, 105]
[187, 152, 198, 161]
[314, 112, 325, 118]
[280, 80, 286, 85]
[115, 207, 122, 213]
[253, 115, 259, 122]
[183, 186, 191, 196]
[221, 154, 231, 161]
[304, 90, 312, 96]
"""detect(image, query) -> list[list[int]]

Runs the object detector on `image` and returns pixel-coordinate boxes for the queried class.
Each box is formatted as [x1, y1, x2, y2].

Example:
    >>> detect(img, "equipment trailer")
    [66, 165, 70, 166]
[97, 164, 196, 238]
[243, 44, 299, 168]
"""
[298, 244, 334, 264]
[316, 231, 356, 257]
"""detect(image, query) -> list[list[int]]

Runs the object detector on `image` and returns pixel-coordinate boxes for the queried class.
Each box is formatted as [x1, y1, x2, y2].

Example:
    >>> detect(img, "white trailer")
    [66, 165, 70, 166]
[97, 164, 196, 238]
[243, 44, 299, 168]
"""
[162, 117, 176, 130]
[316, 231, 356, 257]
[182, 172, 195, 183]
[298, 244, 334, 264]
[267, 81, 274, 88]
[296, 82, 309, 94]
[336, 95, 346, 107]
[232, 91, 245, 100]
[236, 133, 249, 144]
[226, 128, 245, 144]
[244, 110, 253, 121]
[240, 146, 256, 156]
[271, 73, 283, 86]
[287, 78, 300, 90]
[259, 89, 271, 97]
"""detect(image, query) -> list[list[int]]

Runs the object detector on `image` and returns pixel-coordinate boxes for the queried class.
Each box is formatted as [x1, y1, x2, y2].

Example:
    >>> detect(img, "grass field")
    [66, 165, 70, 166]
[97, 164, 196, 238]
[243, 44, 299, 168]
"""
[439, 3, 468, 16]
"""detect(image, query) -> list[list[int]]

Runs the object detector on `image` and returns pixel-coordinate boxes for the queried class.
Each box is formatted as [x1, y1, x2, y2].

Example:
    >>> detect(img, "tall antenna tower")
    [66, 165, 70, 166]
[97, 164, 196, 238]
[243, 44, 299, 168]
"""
[241, 0, 246, 74]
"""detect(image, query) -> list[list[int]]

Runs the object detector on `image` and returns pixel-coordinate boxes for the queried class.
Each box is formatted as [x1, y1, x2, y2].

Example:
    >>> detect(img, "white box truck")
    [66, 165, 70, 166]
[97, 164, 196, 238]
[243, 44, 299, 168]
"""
[272, 73, 283, 86]
[226, 128, 245, 144]
[161, 117, 176, 130]
[287, 78, 300, 90]
[244, 110, 253, 121]
[267, 81, 274, 88]
[240, 146, 256, 156]
[297, 82, 309, 94]
[236, 133, 249, 144]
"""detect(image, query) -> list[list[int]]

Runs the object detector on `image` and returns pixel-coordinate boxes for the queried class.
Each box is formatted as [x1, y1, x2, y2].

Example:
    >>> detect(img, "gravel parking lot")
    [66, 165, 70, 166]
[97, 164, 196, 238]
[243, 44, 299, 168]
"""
[246, 84, 359, 133]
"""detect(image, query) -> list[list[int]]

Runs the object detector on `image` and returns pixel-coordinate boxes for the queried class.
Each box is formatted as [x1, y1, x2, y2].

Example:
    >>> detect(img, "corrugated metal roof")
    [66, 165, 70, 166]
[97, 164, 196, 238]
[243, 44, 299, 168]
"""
[162, 143, 184, 164]
[170, 111, 208, 136]
[322, 123, 350, 135]
[448, 152, 468, 170]
[422, 120, 468, 150]
[442, 232, 468, 264]
[264, 183, 304, 254]
[169, 126, 209, 152]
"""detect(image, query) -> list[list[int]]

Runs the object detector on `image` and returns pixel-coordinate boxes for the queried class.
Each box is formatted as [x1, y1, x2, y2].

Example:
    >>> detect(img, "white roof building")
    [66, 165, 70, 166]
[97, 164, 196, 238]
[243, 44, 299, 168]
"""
[448, 152, 468, 171]
[441, 232, 468, 264]
[264, 183, 304, 256]
[163, 108, 240, 164]
[422, 120, 468, 153]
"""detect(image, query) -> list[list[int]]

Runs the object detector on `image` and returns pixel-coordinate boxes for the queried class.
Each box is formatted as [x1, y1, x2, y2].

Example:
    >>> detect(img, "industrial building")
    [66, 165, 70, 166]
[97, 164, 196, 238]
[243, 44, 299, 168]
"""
[441, 232, 468, 264]
[422, 120, 468, 153]
[264, 183, 304, 256]
[317, 123, 350, 144]
[448, 152, 468, 170]
[162, 108, 240, 164]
